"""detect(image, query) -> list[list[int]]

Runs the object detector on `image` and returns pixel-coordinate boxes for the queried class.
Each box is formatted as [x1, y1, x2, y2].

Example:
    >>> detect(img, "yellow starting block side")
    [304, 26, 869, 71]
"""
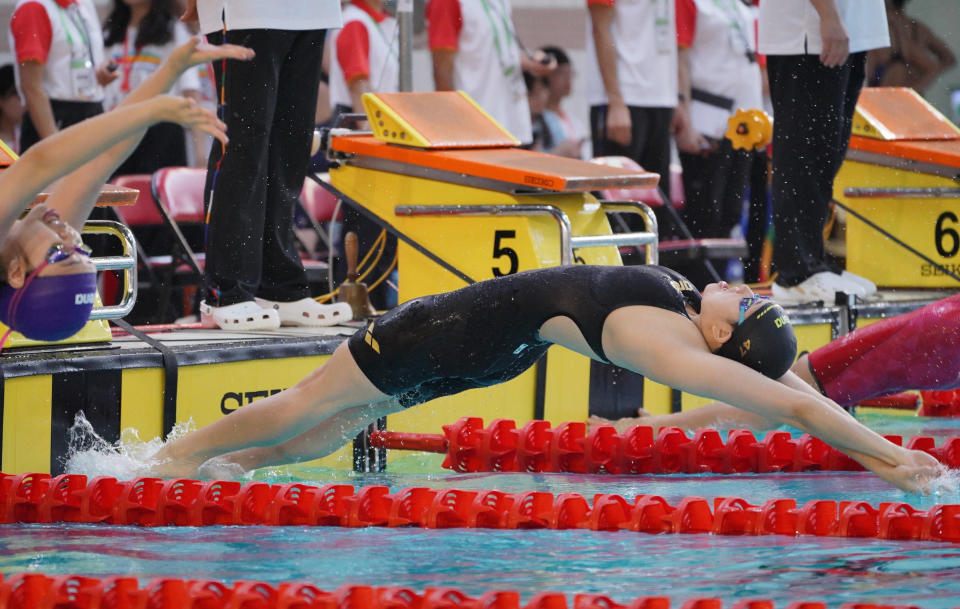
[362, 91, 519, 149]
[835, 160, 960, 287]
[2, 376, 53, 473]
[331, 164, 624, 302]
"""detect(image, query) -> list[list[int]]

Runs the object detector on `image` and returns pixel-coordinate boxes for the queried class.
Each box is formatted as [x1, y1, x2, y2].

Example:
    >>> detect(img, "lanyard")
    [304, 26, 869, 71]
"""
[56, 3, 95, 66]
[709, 0, 754, 59]
[479, 0, 517, 76]
[119, 29, 139, 93]
[654, 0, 670, 26]
[368, 12, 398, 61]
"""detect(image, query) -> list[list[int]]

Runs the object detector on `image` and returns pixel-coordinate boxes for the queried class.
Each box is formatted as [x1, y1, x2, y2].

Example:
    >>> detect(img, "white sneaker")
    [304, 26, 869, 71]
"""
[255, 297, 353, 327]
[200, 300, 280, 330]
[771, 271, 864, 305]
[840, 270, 878, 296]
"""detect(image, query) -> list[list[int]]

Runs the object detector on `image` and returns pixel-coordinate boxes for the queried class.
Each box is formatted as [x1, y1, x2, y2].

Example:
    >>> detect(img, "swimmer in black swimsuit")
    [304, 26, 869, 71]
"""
[150, 265, 942, 493]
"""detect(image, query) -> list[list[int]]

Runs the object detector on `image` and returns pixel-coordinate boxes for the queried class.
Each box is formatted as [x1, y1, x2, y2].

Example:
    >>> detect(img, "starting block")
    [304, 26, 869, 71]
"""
[835, 88, 960, 288]
[328, 91, 660, 301]
[325, 91, 660, 429]
[0, 140, 139, 349]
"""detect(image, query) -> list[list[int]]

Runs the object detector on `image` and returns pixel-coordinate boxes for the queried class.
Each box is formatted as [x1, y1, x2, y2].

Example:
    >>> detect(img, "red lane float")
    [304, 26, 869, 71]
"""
[368, 418, 960, 475]
[0, 573, 932, 609]
[2, 472, 959, 543]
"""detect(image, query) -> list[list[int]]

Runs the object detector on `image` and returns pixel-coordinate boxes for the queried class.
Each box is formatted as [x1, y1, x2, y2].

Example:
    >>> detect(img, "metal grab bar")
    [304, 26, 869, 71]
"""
[82, 220, 138, 320]
[394, 201, 659, 266]
[844, 187, 960, 198]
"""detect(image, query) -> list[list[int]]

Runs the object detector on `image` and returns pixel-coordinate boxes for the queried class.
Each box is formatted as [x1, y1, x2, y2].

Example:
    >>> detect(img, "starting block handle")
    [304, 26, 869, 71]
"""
[394, 202, 659, 266]
[82, 219, 138, 320]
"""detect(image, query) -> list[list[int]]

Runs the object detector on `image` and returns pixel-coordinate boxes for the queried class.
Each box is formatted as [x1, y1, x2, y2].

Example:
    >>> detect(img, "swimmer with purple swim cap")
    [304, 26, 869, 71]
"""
[0, 38, 253, 345]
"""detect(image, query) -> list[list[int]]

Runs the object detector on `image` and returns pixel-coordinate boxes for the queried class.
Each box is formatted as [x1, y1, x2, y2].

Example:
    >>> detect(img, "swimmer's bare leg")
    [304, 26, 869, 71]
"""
[589, 402, 777, 435]
[150, 342, 390, 478]
[211, 399, 406, 472]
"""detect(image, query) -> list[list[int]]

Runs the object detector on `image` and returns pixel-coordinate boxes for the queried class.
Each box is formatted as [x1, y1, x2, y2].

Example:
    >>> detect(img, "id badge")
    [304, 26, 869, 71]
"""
[655, 17, 672, 54]
[71, 55, 97, 100]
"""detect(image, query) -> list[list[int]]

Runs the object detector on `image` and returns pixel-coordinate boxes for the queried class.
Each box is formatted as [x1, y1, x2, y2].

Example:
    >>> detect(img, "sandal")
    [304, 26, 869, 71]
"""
[255, 297, 353, 327]
[200, 300, 280, 330]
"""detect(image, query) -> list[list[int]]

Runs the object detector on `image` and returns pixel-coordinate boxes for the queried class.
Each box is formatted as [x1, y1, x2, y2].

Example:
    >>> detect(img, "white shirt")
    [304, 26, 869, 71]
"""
[584, 0, 678, 108]
[103, 22, 202, 111]
[328, 3, 399, 109]
[11, 0, 105, 102]
[686, 0, 762, 139]
[432, 0, 531, 144]
[758, 0, 889, 56]
[197, 0, 342, 35]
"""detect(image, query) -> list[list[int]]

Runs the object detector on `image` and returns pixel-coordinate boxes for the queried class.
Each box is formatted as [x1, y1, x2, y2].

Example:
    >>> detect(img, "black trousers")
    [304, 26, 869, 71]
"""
[767, 52, 865, 286]
[20, 99, 103, 153]
[590, 104, 673, 203]
[678, 138, 753, 239]
[203, 28, 325, 306]
[114, 122, 187, 176]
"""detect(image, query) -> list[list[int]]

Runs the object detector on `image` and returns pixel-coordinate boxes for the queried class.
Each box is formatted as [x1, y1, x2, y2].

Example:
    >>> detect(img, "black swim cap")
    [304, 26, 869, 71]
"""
[714, 302, 797, 378]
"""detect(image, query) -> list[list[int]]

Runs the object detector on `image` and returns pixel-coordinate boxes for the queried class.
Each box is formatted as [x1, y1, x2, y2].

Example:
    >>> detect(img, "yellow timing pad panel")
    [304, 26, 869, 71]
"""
[362, 91, 520, 149]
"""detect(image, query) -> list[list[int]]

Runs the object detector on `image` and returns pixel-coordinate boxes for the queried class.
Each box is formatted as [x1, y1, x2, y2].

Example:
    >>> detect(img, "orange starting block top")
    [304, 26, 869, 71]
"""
[331, 135, 659, 193]
[848, 87, 960, 170]
[337, 91, 659, 192]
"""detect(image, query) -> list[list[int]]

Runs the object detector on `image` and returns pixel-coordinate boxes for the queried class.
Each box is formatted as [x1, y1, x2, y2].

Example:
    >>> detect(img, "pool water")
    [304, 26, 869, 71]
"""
[2, 413, 960, 607]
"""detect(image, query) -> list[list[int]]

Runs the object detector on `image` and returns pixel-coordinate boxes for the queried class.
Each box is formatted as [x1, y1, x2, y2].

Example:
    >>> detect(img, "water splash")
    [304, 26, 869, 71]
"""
[930, 468, 960, 497]
[63, 412, 197, 480]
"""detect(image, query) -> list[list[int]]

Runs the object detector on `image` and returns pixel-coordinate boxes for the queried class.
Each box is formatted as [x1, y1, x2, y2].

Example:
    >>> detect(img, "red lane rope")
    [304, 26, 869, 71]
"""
[2, 473, 958, 542]
[368, 418, 960, 475]
[0, 573, 915, 609]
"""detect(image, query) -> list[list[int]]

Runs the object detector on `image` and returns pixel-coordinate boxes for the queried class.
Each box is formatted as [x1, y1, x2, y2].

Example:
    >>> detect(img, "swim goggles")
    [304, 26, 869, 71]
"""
[44, 243, 92, 266]
[738, 294, 771, 324]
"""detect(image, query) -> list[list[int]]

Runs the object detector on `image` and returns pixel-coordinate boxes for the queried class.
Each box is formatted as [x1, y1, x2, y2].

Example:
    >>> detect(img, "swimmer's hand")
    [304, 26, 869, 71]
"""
[166, 37, 255, 75]
[884, 449, 946, 494]
[155, 95, 229, 146]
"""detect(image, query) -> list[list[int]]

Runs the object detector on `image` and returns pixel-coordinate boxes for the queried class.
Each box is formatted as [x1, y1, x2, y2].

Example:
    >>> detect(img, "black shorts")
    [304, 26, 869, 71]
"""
[347, 290, 550, 408]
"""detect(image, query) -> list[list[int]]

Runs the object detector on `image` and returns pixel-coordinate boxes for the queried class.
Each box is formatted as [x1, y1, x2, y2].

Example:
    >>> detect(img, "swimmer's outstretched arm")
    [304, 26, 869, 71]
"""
[0, 97, 220, 240]
[44, 39, 254, 231]
[603, 313, 942, 492]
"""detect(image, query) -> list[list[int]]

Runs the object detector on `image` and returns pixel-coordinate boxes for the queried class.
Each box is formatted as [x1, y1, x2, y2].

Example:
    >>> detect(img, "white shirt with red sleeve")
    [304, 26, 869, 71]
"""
[197, 0, 342, 35]
[9, 0, 105, 102]
[328, 1, 399, 111]
[426, 0, 531, 144]
[584, 0, 678, 109]
[758, 0, 888, 56]
[103, 22, 203, 112]
[677, 0, 762, 139]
